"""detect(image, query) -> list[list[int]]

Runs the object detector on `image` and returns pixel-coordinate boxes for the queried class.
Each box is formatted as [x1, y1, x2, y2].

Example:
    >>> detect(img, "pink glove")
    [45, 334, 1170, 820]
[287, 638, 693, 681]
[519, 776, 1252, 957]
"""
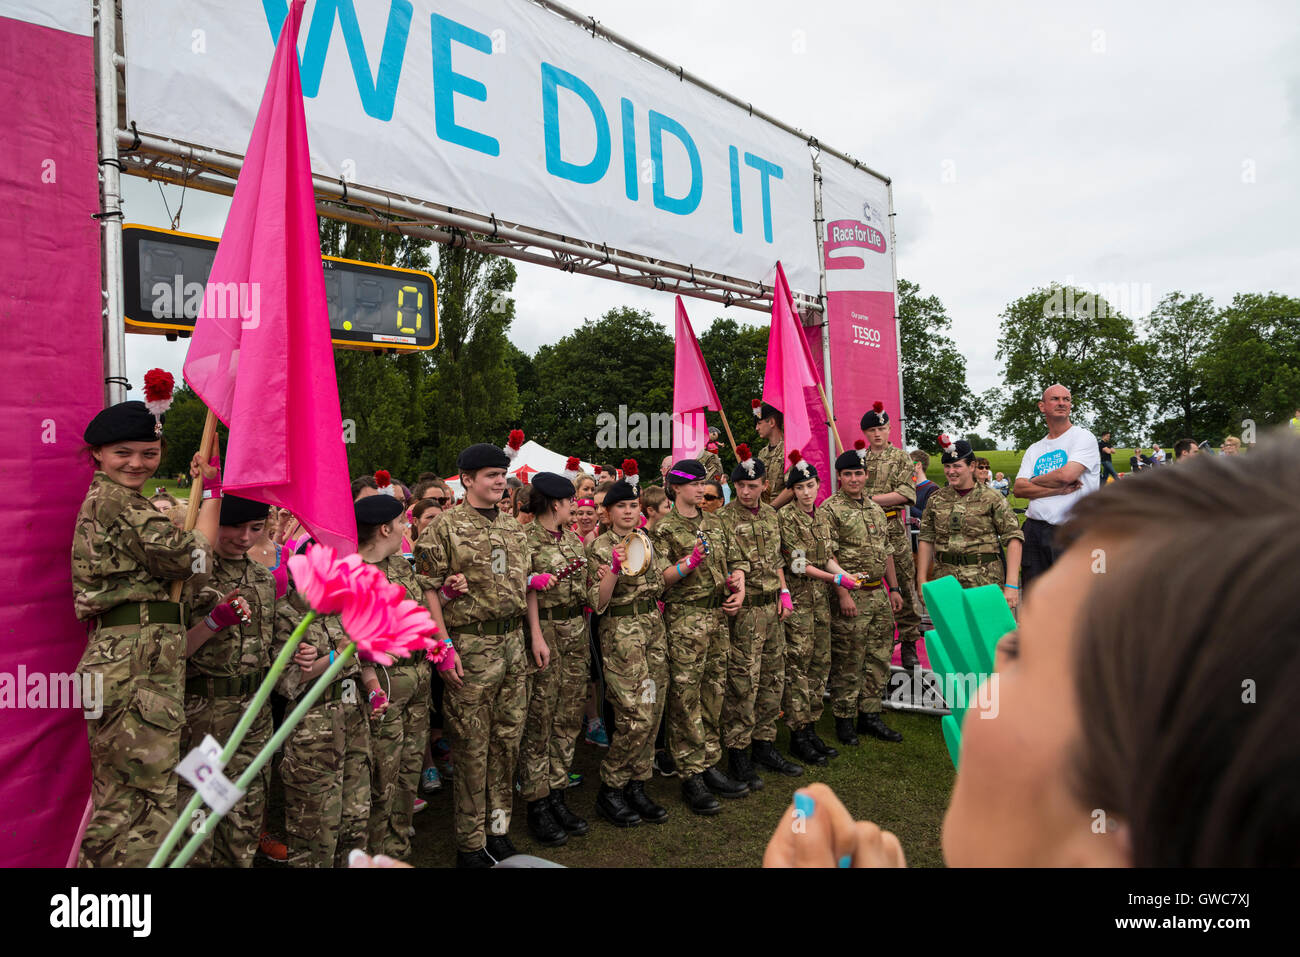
[684, 542, 706, 570]
[780, 591, 794, 612]
[837, 573, 860, 591]
[368, 689, 388, 712]
[203, 451, 223, 499]
[439, 581, 465, 602]
[610, 550, 622, 575]
[206, 600, 243, 630]
[528, 573, 553, 591]
[271, 561, 289, 600]
[435, 641, 458, 672]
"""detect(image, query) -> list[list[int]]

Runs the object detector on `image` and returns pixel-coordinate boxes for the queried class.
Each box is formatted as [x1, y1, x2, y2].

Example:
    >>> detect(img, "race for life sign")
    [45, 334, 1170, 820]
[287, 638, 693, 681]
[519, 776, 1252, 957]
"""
[121, 0, 820, 295]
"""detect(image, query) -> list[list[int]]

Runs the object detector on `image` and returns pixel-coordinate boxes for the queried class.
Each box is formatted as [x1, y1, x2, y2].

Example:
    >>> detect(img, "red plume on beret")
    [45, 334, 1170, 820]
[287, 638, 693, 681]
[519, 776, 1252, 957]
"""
[565, 456, 580, 471]
[593, 465, 603, 474]
[788, 450, 803, 465]
[736, 443, 752, 461]
[621, 458, 639, 476]
[143, 368, 175, 406]
[872, 400, 884, 413]
[937, 434, 952, 450]
[507, 429, 525, 450]
[854, 439, 866, 450]
[374, 469, 391, 487]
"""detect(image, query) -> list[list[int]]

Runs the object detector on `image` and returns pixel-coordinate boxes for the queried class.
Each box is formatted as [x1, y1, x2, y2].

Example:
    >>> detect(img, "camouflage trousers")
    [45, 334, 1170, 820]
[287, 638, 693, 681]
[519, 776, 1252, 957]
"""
[663, 603, 729, 777]
[829, 587, 895, 716]
[930, 559, 1003, 590]
[547, 616, 592, 793]
[282, 682, 371, 868]
[597, 611, 668, 787]
[889, 523, 922, 644]
[782, 579, 831, 728]
[367, 660, 429, 860]
[443, 627, 527, 852]
[178, 690, 272, 868]
[723, 600, 785, 748]
[518, 615, 577, 802]
[76, 620, 185, 868]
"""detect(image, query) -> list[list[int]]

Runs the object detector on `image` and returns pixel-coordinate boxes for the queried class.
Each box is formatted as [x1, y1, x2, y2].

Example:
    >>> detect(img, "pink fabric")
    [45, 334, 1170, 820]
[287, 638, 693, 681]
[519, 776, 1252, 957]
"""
[528, 573, 553, 591]
[0, 15, 100, 867]
[764, 263, 831, 487]
[671, 296, 724, 461]
[182, 0, 356, 555]
[825, 287, 904, 449]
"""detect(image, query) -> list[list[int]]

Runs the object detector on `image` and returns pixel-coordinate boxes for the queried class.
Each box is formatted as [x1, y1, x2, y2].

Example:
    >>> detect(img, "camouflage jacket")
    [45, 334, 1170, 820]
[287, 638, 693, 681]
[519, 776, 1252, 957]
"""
[779, 503, 834, 584]
[758, 439, 786, 504]
[525, 521, 593, 611]
[863, 445, 917, 519]
[919, 485, 1024, 556]
[71, 472, 212, 620]
[372, 552, 431, 668]
[822, 489, 891, 580]
[275, 589, 357, 699]
[587, 529, 668, 609]
[719, 499, 783, 596]
[653, 506, 745, 603]
[188, 554, 288, 678]
[698, 449, 724, 483]
[414, 502, 531, 630]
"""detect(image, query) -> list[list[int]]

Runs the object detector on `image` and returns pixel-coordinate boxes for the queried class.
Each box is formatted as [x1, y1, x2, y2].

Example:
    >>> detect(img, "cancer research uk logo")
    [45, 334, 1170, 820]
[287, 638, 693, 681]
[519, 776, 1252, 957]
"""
[1033, 449, 1068, 476]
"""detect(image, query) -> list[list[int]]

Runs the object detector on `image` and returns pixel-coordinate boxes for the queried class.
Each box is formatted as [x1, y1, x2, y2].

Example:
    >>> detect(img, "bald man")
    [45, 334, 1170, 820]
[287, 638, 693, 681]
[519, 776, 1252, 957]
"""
[1012, 385, 1100, 588]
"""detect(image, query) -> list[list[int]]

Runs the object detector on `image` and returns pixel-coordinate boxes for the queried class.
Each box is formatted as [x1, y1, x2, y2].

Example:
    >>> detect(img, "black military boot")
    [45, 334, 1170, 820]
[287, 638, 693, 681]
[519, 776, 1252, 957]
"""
[858, 711, 903, 742]
[623, 779, 668, 824]
[702, 764, 749, 798]
[456, 847, 496, 868]
[681, 773, 722, 815]
[728, 746, 764, 792]
[595, 783, 641, 827]
[485, 834, 520, 862]
[808, 725, 839, 758]
[899, 640, 921, 672]
[548, 790, 589, 836]
[752, 739, 804, 776]
[788, 726, 828, 766]
[526, 797, 568, 847]
[835, 716, 860, 746]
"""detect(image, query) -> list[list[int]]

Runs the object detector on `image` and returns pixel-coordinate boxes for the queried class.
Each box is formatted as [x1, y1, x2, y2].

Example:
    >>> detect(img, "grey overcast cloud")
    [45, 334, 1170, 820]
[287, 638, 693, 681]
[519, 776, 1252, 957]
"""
[121, 0, 1300, 441]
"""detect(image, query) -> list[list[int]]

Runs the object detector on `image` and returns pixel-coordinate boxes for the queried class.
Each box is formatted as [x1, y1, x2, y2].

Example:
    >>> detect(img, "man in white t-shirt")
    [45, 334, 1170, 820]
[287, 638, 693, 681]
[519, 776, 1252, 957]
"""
[1012, 384, 1100, 587]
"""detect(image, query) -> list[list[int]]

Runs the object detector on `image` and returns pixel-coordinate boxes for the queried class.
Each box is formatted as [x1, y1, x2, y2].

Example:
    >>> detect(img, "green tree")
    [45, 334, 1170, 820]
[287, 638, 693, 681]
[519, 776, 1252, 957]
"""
[1141, 292, 1224, 443]
[159, 383, 226, 477]
[992, 283, 1147, 448]
[1196, 292, 1300, 440]
[897, 278, 984, 446]
[964, 432, 997, 451]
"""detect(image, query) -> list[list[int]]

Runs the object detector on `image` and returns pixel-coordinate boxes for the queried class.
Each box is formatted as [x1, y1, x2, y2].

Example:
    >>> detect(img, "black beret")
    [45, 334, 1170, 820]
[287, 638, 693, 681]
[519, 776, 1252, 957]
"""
[860, 405, 891, 430]
[531, 471, 575, 499]
[757, 402, 782, 422]
[786, 458, 819, 487]
[665, 459, 706, 485]
[940, 439, 975, 465]
[457, 443, 510, 471]
[731, 456, 766, 484]
[603, 479, 640, 509]
[355, 494, 405, 526]
[835, 447, 868, 471]
[84, 401, 162, 445]
[220, 494, 271, 526]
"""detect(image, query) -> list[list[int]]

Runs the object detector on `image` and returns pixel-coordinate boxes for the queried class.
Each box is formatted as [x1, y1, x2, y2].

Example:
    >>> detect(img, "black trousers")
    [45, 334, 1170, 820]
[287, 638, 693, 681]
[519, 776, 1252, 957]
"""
[1021, 518, 1060, 590]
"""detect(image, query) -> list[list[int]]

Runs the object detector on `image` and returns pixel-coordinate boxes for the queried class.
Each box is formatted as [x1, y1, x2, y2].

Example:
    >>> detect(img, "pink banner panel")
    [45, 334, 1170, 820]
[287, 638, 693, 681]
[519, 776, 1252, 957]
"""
[826, 289, 903, 449]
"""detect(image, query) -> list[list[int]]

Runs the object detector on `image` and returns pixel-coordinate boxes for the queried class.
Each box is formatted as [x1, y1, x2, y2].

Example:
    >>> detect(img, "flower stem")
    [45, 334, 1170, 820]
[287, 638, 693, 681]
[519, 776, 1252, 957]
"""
[168, 642, 358, 868]
[147, 610, 316, 868]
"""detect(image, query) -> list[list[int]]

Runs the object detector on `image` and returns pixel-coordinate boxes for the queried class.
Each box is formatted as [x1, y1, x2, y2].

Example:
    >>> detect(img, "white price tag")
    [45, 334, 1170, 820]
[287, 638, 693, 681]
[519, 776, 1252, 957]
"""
[176, 737, 245, 817]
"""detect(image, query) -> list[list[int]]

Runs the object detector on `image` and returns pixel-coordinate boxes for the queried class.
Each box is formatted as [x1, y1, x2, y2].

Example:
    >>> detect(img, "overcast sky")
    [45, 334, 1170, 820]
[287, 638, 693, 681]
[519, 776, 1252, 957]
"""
[122, 0, 1300, 439]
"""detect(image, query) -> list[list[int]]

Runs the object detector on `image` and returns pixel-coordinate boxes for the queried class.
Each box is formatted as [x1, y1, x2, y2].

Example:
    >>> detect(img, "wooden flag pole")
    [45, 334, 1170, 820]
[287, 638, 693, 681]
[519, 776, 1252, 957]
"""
[715, 407, 741, 463]
[169, 409, 217, 602]
[817, 385, 846, 455]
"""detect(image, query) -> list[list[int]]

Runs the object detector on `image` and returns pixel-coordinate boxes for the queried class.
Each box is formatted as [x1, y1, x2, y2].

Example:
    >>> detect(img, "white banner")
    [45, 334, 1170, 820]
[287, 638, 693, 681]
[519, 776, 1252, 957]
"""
[122, 0, 820, 294]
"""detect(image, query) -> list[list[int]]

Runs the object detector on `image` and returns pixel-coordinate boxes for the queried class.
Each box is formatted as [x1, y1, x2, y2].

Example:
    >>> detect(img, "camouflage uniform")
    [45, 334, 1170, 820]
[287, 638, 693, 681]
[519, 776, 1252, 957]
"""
[415, 503, 531, 853]
[71, 472, 211, 868]
[364, 553, 431, 860]
[183, 553, 286, 867]
[758, 439, 786, 505]
[919, 485, 1024, 589]
[822, 489, 895, 716]
[719, 499, 785, 747]
[587, 530, 669, 787]
[698, 448, 725, 484]
[277, 589, 372, 868]
[863, 445, 920, 643]
[653, 508, 747, 776]
[778, 504, 834, 729]
[519, 520, 592, 802]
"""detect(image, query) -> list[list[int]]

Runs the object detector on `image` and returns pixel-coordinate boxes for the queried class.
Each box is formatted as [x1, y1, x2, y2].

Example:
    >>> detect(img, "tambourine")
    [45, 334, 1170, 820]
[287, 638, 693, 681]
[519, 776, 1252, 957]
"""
[619, 528, 653, 577]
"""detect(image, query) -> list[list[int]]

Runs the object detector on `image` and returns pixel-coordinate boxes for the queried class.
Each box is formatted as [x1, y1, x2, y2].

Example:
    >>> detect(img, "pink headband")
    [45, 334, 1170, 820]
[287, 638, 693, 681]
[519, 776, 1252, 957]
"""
[575, 498, 596, 508]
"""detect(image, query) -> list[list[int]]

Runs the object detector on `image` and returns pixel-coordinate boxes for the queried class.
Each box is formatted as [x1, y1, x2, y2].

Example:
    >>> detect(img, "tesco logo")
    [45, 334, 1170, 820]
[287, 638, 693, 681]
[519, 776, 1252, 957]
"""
[852, 324, 882, 348]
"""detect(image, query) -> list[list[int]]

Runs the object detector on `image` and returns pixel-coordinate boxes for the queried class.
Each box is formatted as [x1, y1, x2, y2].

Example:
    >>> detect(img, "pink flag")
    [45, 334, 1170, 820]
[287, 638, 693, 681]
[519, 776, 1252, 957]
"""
[764, 263, 834, 495]
[671, 296, 723, 460]
[182, 0, 355, 553]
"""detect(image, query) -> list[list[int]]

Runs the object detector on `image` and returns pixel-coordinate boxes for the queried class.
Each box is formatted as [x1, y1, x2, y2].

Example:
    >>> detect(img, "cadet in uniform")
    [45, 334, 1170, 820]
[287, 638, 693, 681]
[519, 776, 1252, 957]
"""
[73, 399, 219, 867]
[519, 471, 592, 846]
[182, 494, 285, 867]
[753, 400, 793, 508]
[653, 459, 748, 815]
[778, 451, 856, 766]
[415, 441, 541, 868]
[698, 427, 726, 488]
[720, 445, 800, 789]
[918, 438, 1024, 610]
[860, 402, 922, 669]
[824, 442, 906, 746]
[587, 469, 670, 827]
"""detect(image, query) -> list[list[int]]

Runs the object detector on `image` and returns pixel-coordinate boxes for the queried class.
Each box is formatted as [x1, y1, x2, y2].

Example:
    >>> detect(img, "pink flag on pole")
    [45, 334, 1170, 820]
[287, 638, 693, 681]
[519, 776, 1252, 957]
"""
[764, 263, 834, 494]
[671, 295, 723, 460]
[182, 0, 355, 554]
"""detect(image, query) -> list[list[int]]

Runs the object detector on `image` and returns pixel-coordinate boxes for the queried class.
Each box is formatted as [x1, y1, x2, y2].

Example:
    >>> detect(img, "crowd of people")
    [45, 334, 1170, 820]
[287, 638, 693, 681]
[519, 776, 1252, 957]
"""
[68, 383, 1296, 868]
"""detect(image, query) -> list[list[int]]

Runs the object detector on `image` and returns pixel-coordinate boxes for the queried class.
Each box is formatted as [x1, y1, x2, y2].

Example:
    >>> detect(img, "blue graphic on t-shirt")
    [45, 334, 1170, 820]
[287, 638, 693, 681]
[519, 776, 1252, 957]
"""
[1033, 450, 1068, 476]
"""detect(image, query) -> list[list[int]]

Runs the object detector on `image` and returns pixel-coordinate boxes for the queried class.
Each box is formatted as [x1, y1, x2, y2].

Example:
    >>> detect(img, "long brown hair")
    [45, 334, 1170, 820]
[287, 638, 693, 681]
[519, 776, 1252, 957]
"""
[1056, 433, 1300, 865]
